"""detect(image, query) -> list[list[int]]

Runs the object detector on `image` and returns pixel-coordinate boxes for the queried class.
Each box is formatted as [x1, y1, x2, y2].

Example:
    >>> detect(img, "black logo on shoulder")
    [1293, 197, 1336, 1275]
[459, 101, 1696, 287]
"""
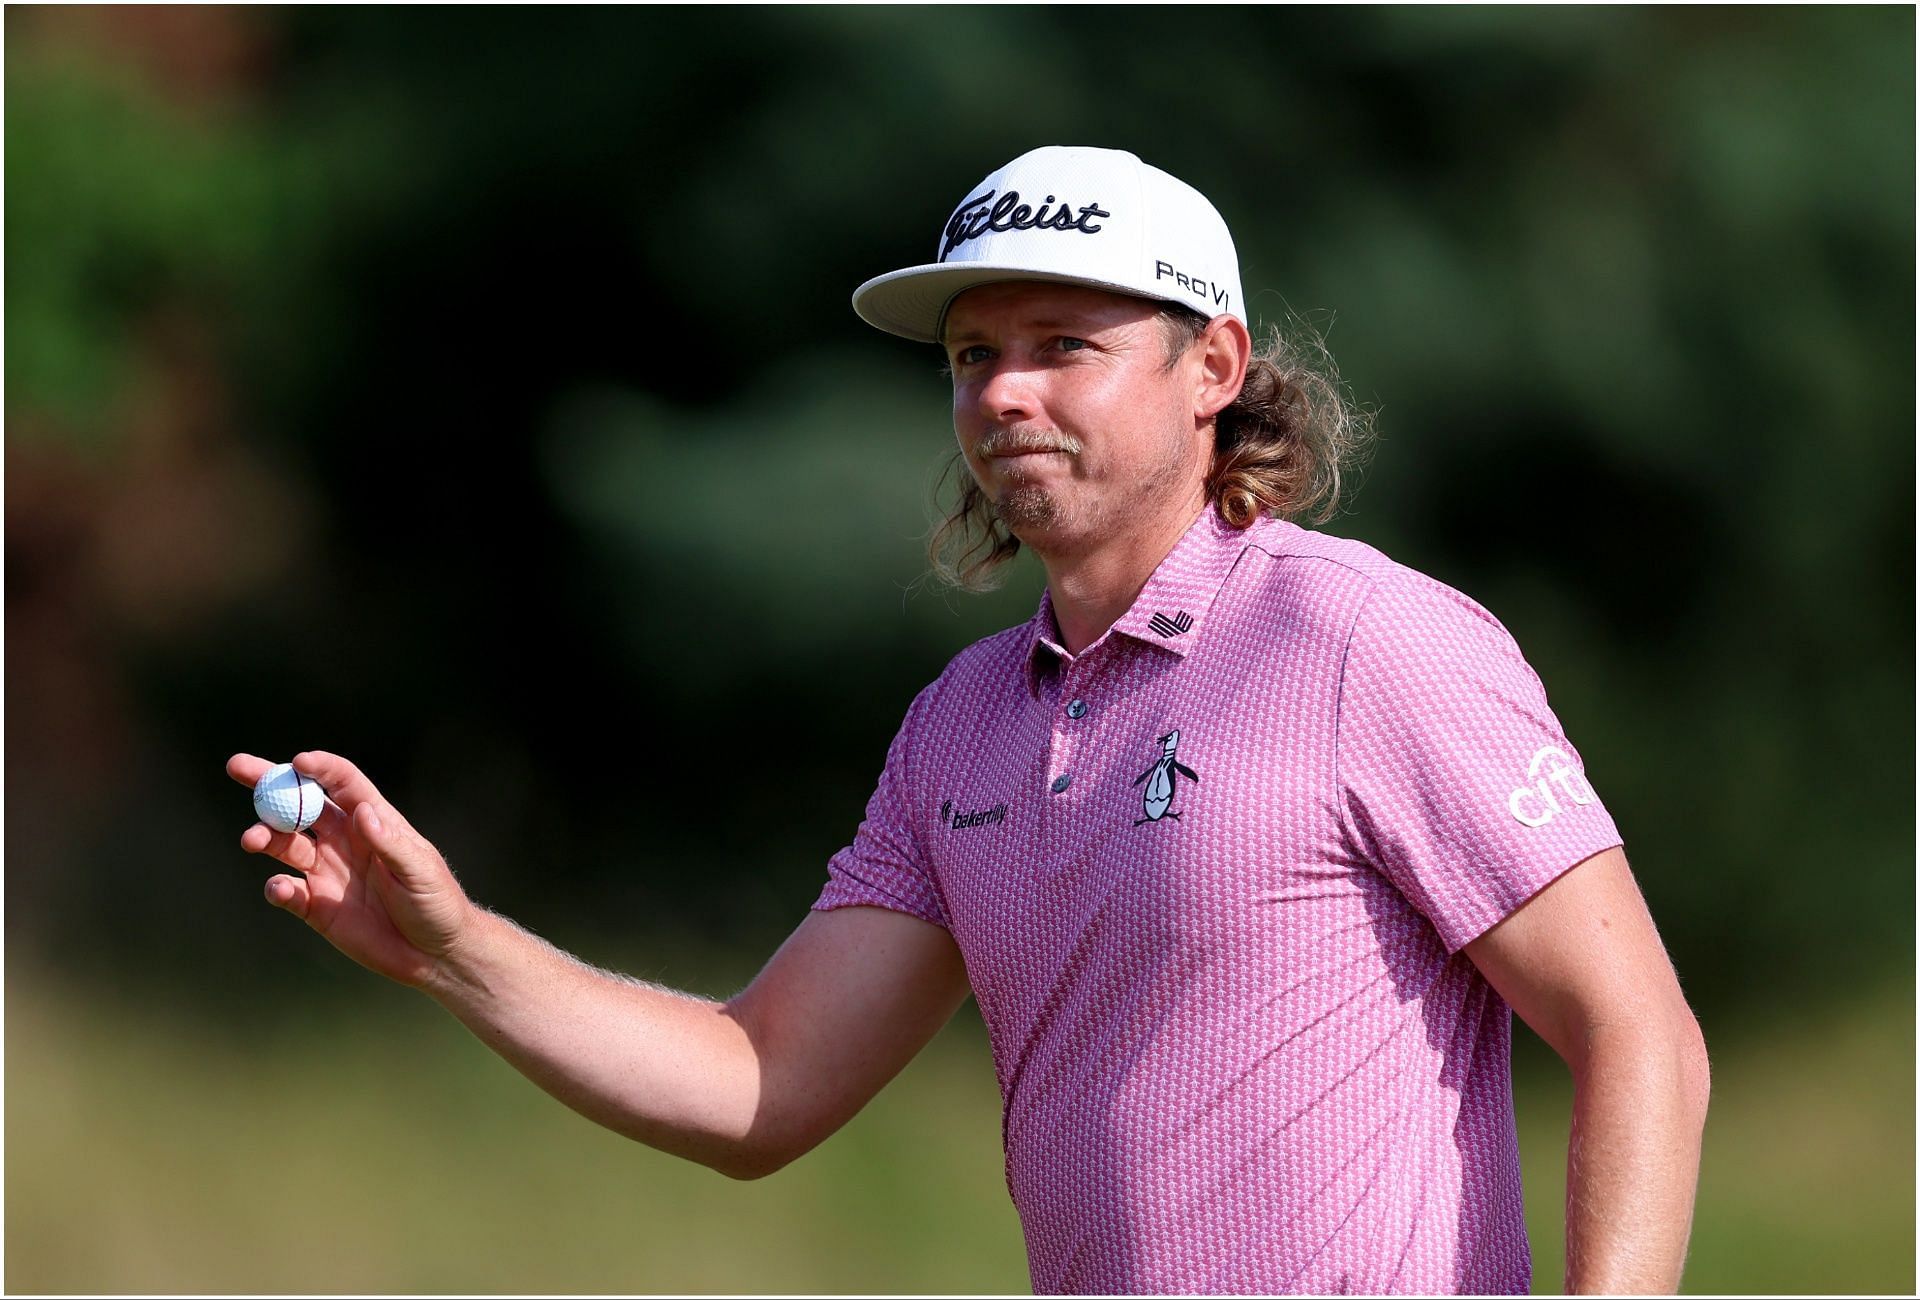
[941, 189, 1113, 262]
[1148, 610, 1193, 638]
[941, 798, 1008, 830]
[1132, 729, 1198, 826]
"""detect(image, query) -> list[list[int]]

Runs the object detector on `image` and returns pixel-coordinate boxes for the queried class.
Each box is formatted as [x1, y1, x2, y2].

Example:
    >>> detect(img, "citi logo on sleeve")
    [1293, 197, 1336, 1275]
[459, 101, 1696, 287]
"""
[1507, 746, 1597, 827]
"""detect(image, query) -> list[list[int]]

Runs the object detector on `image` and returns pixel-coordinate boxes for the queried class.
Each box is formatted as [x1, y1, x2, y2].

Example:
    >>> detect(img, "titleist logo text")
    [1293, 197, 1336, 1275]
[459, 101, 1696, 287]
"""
[941, 189, 1112, 261]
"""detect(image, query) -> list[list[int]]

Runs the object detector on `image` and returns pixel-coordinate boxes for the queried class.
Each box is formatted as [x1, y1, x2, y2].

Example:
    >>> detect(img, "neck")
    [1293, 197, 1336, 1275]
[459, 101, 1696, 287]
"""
[1038, 496, 1210, 655]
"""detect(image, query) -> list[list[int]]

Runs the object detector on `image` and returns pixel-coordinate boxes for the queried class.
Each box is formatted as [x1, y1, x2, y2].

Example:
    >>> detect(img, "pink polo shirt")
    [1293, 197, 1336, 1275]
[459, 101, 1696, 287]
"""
[814, 506, 1623, 1295]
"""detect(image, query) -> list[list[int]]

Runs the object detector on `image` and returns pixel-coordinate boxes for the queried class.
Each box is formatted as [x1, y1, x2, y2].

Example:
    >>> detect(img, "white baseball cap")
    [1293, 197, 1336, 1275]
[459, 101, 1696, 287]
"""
[852, 145, 1246, 344]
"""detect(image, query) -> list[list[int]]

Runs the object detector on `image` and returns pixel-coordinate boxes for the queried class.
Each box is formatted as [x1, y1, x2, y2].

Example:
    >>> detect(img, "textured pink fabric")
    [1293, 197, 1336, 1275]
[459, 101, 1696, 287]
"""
[815, 507, 1622, 1295]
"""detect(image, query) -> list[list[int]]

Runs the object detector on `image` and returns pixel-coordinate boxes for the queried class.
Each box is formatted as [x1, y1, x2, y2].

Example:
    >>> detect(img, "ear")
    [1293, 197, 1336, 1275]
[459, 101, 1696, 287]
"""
[1192, 315, 1252, 422]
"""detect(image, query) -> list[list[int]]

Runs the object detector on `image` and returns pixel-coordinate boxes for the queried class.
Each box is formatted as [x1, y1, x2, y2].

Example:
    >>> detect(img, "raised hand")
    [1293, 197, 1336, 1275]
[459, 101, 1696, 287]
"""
[227, 750, 476, 989]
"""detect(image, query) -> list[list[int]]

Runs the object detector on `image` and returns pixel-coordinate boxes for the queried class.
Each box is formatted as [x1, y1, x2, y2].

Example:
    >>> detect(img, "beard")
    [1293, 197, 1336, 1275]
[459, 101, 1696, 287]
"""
[980, 422, 1198, 547]
[992, 481, 1063, 531]
[974, 424, 1081, 535]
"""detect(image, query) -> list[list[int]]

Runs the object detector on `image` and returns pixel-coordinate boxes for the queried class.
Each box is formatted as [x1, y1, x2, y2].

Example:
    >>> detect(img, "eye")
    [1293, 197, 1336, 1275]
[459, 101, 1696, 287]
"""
[1056, 336, 1089, 352]
[954, 344, 994, 366]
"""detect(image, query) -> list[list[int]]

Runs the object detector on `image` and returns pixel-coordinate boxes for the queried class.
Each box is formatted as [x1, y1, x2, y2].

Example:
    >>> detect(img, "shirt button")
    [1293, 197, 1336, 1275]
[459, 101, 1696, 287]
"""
[1051, 773, 1072, 794]
[1066, 699, 1088, 719]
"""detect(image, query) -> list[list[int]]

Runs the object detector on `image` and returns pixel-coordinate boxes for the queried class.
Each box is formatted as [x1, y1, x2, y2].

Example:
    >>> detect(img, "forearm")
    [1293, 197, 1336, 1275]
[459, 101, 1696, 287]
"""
[425, 908, 768, 1177]
[1564, 1024, 1712, 1293]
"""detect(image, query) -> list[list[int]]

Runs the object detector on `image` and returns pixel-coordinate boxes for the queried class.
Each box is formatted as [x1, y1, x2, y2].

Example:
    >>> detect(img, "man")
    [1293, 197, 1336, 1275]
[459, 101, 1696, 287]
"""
[229, 146, 1708, 1295]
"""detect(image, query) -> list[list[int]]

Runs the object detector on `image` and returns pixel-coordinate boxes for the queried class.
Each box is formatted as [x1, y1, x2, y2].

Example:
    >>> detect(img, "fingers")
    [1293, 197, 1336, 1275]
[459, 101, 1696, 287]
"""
[240, 822, 320, 872]
[227, 752, 272, 788]
[230, 750, 390, 820]
[230, 749, 443, 896]
[291, 750, 391, 817]
[264, 873, 312, 918]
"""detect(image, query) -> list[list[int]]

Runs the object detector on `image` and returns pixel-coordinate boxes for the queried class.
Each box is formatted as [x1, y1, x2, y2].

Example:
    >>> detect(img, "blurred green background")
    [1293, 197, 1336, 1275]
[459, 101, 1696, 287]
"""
[6, 5, 1913, 1293]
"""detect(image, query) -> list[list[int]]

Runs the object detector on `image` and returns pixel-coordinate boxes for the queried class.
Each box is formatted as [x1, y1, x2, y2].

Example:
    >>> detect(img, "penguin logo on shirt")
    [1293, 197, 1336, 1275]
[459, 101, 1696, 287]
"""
[1133, 729, 1199, 825]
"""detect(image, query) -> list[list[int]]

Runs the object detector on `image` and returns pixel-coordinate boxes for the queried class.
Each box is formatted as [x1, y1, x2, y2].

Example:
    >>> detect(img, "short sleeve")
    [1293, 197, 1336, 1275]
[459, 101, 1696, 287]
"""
[813, 686, 950, 930]
[1335, 574, 1623, 953]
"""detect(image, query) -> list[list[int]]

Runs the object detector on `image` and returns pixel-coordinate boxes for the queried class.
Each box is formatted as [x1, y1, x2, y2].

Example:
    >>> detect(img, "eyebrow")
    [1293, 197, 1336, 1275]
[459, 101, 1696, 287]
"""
[943, 316, 1101, 346]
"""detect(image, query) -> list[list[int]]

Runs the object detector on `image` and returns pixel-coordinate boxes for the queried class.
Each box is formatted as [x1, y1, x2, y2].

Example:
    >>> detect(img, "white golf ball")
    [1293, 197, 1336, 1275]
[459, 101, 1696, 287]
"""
[253, 762, 325, 833]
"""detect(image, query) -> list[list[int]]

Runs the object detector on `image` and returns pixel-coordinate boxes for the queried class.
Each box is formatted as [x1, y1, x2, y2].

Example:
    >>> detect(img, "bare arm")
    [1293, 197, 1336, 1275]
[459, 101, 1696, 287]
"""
[1463, 845, 1711, 1294]
[433, 905, 970, 1178]
[227, 751, 972, 1180]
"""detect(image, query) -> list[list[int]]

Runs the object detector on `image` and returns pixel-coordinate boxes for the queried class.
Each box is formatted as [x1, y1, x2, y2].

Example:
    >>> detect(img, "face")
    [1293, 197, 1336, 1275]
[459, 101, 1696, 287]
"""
[942, 281, 1212, 557]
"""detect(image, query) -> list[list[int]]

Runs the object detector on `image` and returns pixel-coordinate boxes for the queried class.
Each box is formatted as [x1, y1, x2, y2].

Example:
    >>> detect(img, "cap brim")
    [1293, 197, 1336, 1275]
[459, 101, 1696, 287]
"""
[851, 262, 1182, 344]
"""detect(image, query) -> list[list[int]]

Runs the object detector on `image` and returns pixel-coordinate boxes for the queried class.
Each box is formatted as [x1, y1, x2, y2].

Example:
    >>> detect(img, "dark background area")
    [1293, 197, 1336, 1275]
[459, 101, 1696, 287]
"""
[9, 4, 1912, 1013]
[5, 7, 1914, 1292]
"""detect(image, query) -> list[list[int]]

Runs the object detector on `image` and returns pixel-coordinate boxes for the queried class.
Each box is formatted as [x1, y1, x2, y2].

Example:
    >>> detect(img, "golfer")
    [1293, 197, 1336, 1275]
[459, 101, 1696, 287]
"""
[229, 145, 1708, 1295]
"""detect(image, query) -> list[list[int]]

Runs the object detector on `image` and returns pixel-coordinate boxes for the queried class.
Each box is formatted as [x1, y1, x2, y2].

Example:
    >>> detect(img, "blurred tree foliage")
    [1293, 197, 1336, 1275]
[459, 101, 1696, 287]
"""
[5, 7, 1912, 1017]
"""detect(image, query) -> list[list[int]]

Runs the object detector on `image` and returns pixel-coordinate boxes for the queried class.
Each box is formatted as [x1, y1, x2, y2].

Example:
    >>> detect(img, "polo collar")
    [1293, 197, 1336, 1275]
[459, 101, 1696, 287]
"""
[1023, 505, 1262, 694]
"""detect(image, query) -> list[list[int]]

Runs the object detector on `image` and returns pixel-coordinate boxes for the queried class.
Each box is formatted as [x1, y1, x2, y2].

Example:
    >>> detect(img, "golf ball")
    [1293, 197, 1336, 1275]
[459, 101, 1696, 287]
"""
[253, 762, 324, 833]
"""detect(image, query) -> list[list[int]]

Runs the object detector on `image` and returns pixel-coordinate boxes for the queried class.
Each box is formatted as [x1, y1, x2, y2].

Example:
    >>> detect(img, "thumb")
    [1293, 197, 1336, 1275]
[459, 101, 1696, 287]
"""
[355, 802, 443, 885]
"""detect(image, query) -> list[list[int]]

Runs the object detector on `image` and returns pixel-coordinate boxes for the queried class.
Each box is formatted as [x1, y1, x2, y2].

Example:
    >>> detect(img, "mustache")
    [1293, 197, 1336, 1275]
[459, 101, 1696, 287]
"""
[973, 427, 1084, 458]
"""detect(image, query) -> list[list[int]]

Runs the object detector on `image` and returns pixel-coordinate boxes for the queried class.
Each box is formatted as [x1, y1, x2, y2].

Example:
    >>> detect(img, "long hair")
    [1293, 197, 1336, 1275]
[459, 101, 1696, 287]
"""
[927, 303, 1375, 591]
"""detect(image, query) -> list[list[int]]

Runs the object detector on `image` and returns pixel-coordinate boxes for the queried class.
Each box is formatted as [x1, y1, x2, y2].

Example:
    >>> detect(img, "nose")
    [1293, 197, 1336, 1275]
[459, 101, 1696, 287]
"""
[974, 356, 1038, 426]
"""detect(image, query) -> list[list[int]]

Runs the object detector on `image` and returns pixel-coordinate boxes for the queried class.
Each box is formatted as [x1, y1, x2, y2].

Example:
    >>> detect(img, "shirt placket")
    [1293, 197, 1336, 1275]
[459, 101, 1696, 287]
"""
[1038, 648, 1109, 867]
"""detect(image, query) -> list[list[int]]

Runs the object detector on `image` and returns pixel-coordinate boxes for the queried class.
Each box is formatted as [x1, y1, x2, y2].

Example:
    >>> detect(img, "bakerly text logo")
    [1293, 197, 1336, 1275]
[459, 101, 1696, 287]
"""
[1507, 746, 1596, 828]
[940, 189, 1112, 261]
[940, 798, 1008, 830]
